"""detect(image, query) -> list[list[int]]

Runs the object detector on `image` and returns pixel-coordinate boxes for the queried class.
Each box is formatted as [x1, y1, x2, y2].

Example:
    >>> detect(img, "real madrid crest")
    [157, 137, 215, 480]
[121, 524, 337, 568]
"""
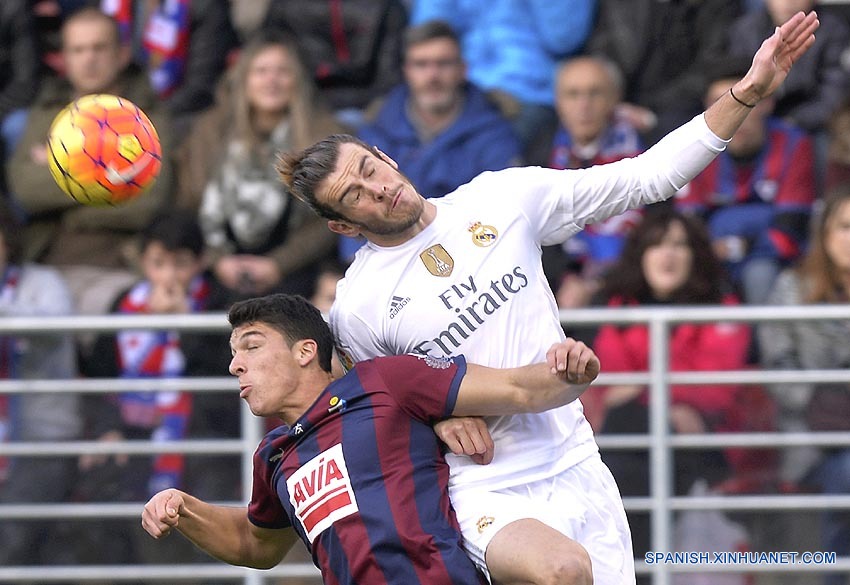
[419, 244, 454, 277]
[469, 221, 498, 247]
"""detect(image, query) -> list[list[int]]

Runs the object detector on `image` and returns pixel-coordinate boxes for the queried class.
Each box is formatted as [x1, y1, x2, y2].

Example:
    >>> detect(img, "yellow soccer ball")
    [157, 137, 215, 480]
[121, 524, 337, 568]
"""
[47, 94, 162, 206]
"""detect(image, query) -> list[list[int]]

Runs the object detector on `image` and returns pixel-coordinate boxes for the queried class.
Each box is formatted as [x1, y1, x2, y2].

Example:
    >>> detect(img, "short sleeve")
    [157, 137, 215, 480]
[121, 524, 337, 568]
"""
[369, 354, 467, 422]
[247, 439, 291, 529]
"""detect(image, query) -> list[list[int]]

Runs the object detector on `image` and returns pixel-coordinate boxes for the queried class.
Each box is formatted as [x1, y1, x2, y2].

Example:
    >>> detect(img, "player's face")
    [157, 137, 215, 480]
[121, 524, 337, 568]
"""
[62, 18, 125, 96]
[229, 322, 300, 418]
[556, 59, 618, 146]
[141, 242, 202, 296]
[318, 142, 426, 243]
[641, 220, 693, 300]
[825, 200, 850, 274]
[403, 38, 465, 115]
[246, 45, 295, 117]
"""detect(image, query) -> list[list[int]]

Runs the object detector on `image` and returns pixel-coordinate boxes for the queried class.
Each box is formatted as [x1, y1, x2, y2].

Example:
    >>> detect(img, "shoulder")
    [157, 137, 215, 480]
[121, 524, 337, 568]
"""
[769, 269, 805, 305]
[18, 263, 72, 298]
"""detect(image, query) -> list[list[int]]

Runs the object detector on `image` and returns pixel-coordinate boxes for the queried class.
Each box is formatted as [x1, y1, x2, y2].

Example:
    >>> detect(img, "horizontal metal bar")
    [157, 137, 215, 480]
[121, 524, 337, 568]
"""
[3, 304, 850, 336]
[0, 377, 236, 394]
[0, 439, 245, 456]
[0, 564, 320, 582]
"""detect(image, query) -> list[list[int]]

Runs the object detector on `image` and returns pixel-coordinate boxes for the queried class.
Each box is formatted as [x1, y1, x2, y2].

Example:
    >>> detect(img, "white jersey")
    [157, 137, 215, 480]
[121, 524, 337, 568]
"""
[330, 114, 728, 492]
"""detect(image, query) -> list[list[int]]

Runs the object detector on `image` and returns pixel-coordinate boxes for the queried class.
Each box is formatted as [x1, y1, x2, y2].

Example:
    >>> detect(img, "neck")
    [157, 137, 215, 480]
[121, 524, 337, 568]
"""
[278, 370, 335, 426]
[253, 110, 286, 135]
[410, 99, 462, 137]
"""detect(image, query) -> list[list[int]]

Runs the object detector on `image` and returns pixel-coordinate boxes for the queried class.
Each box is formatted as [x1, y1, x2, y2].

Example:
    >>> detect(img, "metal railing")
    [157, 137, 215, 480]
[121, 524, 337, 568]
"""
[1, 305, 849, 583]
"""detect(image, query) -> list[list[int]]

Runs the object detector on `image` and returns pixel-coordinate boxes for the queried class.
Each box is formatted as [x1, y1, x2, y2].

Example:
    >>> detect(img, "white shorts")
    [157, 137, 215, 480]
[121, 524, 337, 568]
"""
[449, 453, 635, 585]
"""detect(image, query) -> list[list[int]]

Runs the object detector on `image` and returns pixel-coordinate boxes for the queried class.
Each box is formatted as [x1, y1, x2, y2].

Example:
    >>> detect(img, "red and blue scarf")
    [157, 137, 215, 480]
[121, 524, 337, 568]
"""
[115, 276, 209, 495]
[102, 0, 192, 98]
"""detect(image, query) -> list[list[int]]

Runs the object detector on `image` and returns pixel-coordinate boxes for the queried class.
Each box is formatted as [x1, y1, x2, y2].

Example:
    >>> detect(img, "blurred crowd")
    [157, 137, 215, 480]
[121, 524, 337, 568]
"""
[1, 1, 850, 583]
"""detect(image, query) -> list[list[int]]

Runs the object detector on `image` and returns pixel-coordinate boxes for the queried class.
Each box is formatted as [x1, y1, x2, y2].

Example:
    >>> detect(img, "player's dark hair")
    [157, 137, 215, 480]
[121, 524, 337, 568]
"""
[601, 208, 726, 304]
[277, 134, 374, 221]
[141, 210, 205, 257]
[228, 293, 334, 372]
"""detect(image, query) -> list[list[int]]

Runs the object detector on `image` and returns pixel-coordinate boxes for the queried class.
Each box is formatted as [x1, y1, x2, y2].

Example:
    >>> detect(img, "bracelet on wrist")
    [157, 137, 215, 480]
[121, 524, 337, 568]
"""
[729, 87, 756, 108]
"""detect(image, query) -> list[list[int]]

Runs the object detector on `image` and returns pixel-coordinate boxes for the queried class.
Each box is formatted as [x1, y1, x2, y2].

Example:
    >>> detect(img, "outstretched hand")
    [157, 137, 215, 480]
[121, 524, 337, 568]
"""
[141, 489, 185, 539]
[546, 338, 600, 385]
[743, 11, 819, 101]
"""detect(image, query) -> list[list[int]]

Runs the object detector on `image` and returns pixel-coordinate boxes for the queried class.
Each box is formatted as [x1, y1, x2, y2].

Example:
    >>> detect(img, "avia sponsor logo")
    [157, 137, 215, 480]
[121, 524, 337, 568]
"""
[388, 295, 410, 319]
[412, 266, 529, 355]
[287, 443, 358, 543]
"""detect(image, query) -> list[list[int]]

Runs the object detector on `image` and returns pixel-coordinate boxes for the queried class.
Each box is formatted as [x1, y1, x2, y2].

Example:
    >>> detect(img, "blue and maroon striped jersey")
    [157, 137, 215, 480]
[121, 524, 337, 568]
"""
[248, 353, 486, 585]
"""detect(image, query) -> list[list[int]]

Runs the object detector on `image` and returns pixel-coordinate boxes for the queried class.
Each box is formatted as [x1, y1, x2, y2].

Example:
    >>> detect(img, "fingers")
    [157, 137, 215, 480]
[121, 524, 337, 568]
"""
[433, 417, 494, 464]
[547, 339, 601, 384]
[141, 489, 183, 539]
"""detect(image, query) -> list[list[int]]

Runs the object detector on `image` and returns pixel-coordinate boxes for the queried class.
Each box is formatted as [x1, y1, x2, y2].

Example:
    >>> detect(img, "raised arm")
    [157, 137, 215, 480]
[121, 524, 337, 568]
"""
[705, 10, 819, 140]
[141, 489, 296, 569]
[452, 339, 600, 417]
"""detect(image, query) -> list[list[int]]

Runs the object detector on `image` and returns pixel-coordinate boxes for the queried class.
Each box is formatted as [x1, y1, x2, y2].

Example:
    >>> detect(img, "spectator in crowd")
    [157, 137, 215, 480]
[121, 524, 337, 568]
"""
[825, 96, 850, 193]
[342, 20, 521, 262]
[308, 259, 345, 316]
[410, 0, 596, 149]
[228, 0, 271, 43]
[587, 0, 742, 145]
[77, 210, 234, 566]
[178, 32, 342, 299]
[728, 0, 850, 136]
[7, 6, 175, 316]
[527, 55, 644, 318]
[0, 1, 40, 187]
[261, 0, 408, 129]
[0, 203, 81, 567]
[674, 58, 816, 305]
[759, 189, 850, 584]
[359, 21, 520, 201]
[588, 208, 757, 566]
[93, 0, 238, 136]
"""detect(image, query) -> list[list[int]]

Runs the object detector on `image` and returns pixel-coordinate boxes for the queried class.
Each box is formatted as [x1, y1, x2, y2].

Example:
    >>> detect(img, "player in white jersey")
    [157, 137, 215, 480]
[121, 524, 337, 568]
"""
[278, 12, 818, 585]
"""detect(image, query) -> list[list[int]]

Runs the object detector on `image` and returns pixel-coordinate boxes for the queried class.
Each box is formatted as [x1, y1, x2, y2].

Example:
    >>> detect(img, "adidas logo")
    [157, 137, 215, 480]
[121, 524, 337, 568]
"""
[389, 295, 410, 319]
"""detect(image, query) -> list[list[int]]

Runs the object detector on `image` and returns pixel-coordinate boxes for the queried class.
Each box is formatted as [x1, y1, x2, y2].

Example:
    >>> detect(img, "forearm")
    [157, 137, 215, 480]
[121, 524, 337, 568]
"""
[703, 81, 762, 140]
[454, 363, 591, 416]
[175, 493, 290, 568]
[512, 363, 592, 413]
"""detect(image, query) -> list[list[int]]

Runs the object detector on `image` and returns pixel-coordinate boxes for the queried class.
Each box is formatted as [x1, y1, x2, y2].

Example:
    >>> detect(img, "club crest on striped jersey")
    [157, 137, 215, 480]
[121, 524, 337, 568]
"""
[468, 221, 498, 247]
[416, 354, 452, 369]
[419, 244, 454, 277]
[287, 443, 358, 543]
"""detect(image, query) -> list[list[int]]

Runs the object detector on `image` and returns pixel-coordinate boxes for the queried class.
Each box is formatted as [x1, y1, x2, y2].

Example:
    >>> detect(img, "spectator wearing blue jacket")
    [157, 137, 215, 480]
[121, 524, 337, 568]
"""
[342, 20, 520, 261]
[410, 0, 596, 149]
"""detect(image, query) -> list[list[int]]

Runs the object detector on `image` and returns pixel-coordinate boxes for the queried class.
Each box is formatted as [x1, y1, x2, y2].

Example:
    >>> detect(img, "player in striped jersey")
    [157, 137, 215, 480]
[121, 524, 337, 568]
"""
[141, 293, 599, 585]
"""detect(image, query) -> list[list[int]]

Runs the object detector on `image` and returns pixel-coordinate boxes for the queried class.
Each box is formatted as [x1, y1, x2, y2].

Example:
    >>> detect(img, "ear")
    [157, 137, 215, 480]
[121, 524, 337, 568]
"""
[293, 339, 319, 367]
[327, 219, 361, 238]
[373, 147, 399, 170]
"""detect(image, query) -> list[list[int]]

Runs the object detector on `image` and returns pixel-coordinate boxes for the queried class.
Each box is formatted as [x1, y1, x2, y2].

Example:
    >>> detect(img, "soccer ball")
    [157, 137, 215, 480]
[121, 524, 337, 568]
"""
[47, 94, 162, 206]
